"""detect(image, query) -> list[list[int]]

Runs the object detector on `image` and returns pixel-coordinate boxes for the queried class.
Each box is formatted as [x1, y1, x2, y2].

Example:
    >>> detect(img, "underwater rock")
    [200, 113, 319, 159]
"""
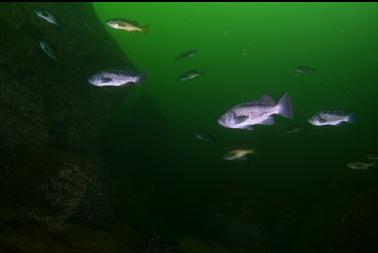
[0, 2, 137, 153]
[200, 206, 270, 251]
[0, 149, 103, 228]
[177, 234, 271, 253]
[0, 3, 146, 252]
[143, 233, 180, 253]
[297, 188, 378, 253]
[0, 209, 126, 253]
[0, 1, 130, 226]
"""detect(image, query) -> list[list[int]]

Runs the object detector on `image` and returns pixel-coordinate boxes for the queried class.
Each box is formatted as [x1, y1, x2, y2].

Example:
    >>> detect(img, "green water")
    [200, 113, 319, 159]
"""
[93, 2, 378, 251]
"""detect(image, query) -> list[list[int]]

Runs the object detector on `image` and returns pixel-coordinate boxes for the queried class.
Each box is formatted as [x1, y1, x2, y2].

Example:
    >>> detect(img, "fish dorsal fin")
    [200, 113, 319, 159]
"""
[240, 101, 258, 107]
[117, 19, 138, 26]
[259, 95, 275, 106]
[333, 110, 345, 115]
[129, 20, 139, 26]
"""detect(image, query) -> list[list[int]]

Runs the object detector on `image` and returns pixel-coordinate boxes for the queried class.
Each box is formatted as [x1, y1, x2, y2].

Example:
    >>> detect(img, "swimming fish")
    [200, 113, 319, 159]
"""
[175, 50, 197, 62]
[106, 19, 149, 34]
[88, 70, 145, 87]
[286, 126, 302, 134]
[194, 131, 214, 143]
[179, 70, 205, 81]
[366, 153, 378, 160]
[223, 148, 254, 161]
[308, 111, 355, 126]
[347, 161, 375, 170]
[34, 9, 58, 25]
[296, 65, 316, 74]
[217, 92, 293, 131]
[39, 40, 57, 60]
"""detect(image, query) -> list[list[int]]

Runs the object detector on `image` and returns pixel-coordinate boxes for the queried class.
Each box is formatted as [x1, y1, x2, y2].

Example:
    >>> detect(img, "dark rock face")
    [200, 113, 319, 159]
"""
[297, 187, 378, 253]
[0, 2, 135, 152]
[0, 3, 143, 252]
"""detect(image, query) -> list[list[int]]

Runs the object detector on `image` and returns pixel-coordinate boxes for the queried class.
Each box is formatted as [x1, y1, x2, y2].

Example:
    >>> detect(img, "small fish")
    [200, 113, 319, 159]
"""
[34, 9, 58, 25]
[88, 70, 145, 87]
[179, 70, 205, 81]
[217, 92, 293, 131]
[347, 161, 375, 170]
[175, 50, 197, 62]
[106, 19, 149, 34]
[366, 153, 378, 160]
[39, 40, 57, 60]
[308, 111, 355, 126]
[296, 65, 316, 74]
[223, 148, 254, 161]
[286, 126, 302, 134]
[194, 131, 214, 143]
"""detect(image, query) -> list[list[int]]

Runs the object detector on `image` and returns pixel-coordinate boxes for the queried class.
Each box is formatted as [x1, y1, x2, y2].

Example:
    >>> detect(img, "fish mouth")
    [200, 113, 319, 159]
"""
[88, 78, 98, 86]
[217, 118, 226, 126]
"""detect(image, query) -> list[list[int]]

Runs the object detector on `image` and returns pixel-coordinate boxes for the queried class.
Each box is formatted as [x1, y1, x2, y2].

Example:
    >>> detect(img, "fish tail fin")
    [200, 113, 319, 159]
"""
[136, 72, 146, 85]
[276, 92, 293, 118]
[201, 71, 206, 77]
[142, 25, 149, 34]
[347, 112, 356, 124]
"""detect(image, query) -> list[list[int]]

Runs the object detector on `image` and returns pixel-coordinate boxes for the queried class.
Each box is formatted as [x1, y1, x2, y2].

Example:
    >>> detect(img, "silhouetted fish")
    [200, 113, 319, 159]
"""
[175, 50, 197, 61]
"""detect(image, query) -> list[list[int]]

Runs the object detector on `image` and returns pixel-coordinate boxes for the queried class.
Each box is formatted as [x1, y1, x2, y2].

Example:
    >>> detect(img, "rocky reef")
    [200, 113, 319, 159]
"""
[0, 3, 142, 253]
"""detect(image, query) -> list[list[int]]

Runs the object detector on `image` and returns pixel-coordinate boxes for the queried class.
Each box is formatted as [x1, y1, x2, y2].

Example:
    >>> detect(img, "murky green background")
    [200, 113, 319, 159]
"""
[92, 2, 378, 251]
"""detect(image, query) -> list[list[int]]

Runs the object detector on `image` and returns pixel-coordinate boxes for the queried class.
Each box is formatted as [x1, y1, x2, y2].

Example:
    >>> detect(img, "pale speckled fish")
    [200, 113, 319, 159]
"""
[308, 111, 355, 126]
[106, 19, 149, 34]
[88, 70, 145, 87]
[217, 92, 293, 131]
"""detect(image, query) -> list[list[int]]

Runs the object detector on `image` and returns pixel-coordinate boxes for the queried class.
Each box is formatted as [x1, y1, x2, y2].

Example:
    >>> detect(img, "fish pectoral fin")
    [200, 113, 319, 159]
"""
[259, 117, 275, 125]
[235, 116, 249, 124]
